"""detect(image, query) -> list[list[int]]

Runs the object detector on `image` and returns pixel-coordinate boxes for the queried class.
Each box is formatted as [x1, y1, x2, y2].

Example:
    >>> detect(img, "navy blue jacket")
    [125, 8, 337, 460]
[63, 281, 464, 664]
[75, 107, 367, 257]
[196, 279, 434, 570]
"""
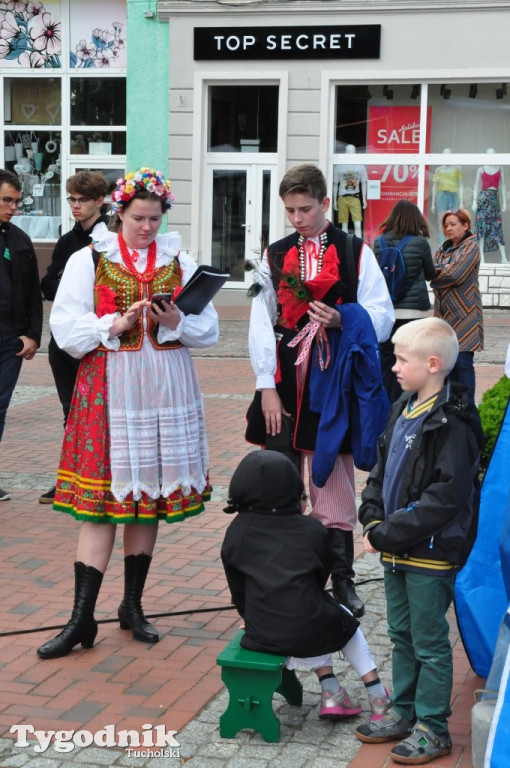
[310, 303, 389, 486]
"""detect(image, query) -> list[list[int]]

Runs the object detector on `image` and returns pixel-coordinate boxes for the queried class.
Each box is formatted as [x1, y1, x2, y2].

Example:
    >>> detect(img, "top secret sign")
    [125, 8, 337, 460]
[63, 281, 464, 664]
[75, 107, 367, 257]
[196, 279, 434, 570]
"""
[194, 25, 381, 60]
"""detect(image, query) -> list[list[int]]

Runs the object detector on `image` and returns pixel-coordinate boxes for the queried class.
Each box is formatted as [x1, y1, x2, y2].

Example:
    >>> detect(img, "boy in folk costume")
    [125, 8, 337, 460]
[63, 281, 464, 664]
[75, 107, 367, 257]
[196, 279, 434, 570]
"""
[246, 164, 393, 618]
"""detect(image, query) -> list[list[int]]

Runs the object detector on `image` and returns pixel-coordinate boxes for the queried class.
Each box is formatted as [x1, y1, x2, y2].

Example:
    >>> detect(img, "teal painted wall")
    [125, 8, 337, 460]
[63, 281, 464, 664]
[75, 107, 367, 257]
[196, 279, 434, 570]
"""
[126, 1, 169, 175]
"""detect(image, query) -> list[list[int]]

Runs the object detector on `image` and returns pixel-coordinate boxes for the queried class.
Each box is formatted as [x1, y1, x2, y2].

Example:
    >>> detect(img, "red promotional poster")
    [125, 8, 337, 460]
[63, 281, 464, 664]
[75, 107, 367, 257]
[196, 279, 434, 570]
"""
[364, 106, 431, 245]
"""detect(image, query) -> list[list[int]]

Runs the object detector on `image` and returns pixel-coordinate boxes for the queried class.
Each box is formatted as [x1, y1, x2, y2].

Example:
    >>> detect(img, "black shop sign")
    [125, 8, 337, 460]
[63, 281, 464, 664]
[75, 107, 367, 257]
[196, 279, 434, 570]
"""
[194, 25, 381, 61]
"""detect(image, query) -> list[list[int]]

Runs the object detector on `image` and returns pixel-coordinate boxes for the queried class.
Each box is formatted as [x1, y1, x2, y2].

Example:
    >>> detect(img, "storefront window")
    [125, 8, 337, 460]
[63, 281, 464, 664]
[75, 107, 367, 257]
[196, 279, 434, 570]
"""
[208, 85, 279, 153]
[335, 84, 423, 153]
[333, 83, 510, 265]
[70, 130, 126, 155]
[5, 129, 62, 240]
[333, 163, 423, 247]
[428, 83, 510, 155]
[70, 78, 126, 125]
[4, 75, 63, 231]
[0, 1, 126, 242]
[427, 163, 509, 265]
[4, 78, 62, 125]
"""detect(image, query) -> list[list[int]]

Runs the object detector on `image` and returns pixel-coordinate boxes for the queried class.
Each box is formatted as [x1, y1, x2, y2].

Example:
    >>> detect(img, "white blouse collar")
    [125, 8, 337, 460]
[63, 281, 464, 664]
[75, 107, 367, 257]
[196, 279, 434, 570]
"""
[90, 222, 182, 264]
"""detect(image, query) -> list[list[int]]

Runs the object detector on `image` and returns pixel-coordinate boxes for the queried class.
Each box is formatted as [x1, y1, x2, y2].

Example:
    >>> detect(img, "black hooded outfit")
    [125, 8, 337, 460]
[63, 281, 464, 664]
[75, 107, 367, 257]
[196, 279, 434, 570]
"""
[221, 451, 359, 658]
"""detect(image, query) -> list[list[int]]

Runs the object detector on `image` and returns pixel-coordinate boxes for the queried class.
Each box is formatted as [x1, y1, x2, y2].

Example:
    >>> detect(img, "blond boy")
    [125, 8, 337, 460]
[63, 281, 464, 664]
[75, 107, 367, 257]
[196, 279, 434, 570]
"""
[356, 317, 484, 765]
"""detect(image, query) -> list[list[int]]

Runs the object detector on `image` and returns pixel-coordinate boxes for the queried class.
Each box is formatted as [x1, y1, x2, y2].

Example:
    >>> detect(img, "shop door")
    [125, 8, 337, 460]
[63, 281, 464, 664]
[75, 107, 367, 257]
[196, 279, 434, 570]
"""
[206, 164, 273, 286]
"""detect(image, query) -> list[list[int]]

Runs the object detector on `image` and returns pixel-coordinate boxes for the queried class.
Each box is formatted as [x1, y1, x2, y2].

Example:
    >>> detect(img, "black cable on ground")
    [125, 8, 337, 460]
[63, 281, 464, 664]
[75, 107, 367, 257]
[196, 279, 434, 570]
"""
[0, 577, 383, 638]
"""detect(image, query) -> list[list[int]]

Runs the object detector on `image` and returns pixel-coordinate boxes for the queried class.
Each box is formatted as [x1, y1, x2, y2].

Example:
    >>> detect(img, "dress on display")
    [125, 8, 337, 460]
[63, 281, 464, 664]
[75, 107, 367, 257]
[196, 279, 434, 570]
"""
[49, 223, 218, 525]
[433, 167, 462, 225]
[475, 170, 505, 252]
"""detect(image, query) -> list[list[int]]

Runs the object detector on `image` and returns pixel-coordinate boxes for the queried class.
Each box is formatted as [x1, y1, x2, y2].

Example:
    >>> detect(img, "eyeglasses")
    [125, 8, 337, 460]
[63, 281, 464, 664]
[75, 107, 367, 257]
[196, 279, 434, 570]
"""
[445, 209, 462, 216]
[0, 196, 21, 208]
[67, 196, 92, 205]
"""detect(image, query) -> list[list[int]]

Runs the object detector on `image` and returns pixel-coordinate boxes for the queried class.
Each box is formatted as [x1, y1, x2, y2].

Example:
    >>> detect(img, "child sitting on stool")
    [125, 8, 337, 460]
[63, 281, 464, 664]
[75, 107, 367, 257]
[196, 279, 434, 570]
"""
[221, 450, 390, 721]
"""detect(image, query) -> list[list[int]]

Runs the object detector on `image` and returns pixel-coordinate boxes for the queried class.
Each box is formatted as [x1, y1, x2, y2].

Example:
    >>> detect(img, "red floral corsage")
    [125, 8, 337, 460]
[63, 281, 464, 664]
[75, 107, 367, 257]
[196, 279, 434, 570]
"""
[277, 244, 341, 328]
[95, 284, 118, 318]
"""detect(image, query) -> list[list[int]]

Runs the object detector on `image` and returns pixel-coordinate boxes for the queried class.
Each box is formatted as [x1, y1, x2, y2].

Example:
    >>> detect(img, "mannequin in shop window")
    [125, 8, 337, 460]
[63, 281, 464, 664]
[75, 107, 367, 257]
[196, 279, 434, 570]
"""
[333, 145, 367, 238]
[472, 147, 507, 263]
[431, 148, 463, 230]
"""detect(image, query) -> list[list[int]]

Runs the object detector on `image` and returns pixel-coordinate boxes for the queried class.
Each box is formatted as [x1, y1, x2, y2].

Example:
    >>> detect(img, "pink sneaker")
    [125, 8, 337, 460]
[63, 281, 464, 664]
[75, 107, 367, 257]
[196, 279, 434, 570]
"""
[368, 687, 391, 721]
[319, 686, 363, 720]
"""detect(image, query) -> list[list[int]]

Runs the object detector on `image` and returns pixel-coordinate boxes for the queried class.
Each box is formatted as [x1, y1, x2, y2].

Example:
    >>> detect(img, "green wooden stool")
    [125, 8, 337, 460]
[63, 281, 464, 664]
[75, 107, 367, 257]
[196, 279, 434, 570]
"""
[216, 630, 303, 742]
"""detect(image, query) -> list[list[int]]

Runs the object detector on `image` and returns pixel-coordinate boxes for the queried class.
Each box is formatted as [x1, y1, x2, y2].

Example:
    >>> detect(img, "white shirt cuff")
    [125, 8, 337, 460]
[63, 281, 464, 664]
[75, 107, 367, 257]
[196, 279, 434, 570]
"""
[256, 375, 276, 390]
[100, 313, 121, 351]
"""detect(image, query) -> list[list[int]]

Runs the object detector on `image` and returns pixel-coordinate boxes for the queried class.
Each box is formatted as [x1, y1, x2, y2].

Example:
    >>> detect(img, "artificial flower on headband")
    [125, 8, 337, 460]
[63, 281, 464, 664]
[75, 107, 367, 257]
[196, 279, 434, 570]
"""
[111, 167, 175, 212]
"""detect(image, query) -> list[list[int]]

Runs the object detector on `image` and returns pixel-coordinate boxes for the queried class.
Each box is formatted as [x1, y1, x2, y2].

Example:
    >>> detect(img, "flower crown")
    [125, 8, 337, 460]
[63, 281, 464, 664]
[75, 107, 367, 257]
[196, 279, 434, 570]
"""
[111, 167, 175, 212]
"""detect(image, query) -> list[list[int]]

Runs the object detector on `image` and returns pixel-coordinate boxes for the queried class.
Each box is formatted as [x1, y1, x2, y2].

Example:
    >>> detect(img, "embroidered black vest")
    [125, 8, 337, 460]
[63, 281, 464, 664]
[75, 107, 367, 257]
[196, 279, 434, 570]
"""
[267, 224, 362, 312]
[246, 225, 364, 451]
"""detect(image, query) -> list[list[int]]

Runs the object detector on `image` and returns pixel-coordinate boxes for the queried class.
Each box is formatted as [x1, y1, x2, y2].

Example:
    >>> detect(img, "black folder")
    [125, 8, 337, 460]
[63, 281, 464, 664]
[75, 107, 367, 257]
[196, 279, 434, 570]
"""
[174, 265, 230, 315]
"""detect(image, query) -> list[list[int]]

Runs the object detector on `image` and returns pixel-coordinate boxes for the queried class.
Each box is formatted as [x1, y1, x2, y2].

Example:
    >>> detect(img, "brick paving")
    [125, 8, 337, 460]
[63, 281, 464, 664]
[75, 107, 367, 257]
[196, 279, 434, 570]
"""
[0, 307, 507, 766]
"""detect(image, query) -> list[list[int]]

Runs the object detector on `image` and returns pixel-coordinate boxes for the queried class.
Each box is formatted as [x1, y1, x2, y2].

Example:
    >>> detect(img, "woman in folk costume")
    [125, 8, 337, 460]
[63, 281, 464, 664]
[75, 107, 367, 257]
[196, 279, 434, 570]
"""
[37, 168, 218, 659]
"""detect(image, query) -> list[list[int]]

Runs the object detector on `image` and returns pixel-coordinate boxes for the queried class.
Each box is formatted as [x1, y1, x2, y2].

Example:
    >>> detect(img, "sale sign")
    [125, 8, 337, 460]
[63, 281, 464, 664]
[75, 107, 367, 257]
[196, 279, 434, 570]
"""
[364, 106, 431, 245]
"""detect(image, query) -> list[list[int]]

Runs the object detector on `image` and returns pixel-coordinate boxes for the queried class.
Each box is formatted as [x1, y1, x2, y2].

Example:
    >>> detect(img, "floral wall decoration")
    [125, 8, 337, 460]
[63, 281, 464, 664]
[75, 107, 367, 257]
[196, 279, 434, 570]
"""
[70, 0, 126, 69]
[0, 1, 62, 68]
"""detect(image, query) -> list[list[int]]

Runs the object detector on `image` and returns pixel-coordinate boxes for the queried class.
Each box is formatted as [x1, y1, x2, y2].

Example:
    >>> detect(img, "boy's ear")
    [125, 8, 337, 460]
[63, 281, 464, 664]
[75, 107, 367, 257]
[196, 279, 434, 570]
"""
[428, 354, 442, 374]
[322, 196, 331, 212]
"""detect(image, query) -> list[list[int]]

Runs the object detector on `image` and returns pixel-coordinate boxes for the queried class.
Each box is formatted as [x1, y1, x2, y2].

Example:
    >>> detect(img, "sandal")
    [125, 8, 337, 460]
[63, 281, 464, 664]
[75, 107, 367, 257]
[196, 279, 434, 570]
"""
[390, 723, 452, 765]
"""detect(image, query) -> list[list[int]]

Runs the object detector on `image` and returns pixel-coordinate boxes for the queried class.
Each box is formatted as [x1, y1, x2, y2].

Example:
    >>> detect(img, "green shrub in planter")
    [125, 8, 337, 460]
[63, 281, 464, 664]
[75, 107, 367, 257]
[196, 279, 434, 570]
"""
[478, 375, 510, 470]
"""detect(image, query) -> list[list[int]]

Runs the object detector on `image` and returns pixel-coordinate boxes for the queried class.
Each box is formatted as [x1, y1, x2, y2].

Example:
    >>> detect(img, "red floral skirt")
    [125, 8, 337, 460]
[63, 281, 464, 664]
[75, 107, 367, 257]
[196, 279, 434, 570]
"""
[53, 349, 210, 524]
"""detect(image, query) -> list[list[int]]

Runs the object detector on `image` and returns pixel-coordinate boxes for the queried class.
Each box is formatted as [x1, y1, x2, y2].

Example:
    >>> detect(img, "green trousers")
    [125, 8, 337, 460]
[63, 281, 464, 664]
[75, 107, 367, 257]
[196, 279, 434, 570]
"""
[384, 568, 455, 736]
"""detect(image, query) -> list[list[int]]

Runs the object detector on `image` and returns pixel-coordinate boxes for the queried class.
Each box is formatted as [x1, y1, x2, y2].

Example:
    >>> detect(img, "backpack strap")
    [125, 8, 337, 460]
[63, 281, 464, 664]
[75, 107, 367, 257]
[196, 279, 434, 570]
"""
[378, 234, 387, 251]
[397, 235, 413, 250]
[343, 233, 358, 303]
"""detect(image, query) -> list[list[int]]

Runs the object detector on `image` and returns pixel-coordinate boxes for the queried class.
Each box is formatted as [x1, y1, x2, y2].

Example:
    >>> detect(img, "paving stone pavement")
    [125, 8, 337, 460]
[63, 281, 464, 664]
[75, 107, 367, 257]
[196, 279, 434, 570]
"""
[0, 305, 507, 767]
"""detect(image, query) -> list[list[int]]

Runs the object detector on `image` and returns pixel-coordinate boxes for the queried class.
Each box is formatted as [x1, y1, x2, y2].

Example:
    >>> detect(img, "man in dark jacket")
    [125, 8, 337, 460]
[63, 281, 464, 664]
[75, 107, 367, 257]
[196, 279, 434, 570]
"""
[39, 170, 109, 503]
[0, 169, 43, 501]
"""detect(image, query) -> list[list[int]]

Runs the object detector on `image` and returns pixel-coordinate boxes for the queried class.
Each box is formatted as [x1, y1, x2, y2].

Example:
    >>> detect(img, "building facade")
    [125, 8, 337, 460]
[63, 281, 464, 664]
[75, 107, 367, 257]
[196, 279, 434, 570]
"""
[2, 0, 510, 305]
[0, 1, 130, 265]
[157, 0, 510, 305]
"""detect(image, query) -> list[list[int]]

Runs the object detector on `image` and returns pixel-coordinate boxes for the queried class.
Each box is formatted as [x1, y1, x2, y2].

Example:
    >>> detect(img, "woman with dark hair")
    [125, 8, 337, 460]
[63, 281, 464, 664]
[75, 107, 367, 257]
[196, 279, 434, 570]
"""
[37, 168, 219, 659]
[431, 208, 483, 403]
[373, 200, 436, 402]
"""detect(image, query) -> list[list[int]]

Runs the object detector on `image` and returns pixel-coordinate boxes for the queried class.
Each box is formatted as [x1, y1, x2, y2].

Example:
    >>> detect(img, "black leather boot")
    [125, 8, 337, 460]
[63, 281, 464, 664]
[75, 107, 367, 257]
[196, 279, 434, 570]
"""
[37, 562, 103, 659]
[327, 529, 365, 618]
[118, 553, 159, 643]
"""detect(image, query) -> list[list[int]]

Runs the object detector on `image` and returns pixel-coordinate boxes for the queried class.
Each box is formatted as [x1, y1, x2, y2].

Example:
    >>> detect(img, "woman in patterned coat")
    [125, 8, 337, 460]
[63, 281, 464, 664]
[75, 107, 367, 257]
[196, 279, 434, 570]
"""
[431, 208, 483, 404]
